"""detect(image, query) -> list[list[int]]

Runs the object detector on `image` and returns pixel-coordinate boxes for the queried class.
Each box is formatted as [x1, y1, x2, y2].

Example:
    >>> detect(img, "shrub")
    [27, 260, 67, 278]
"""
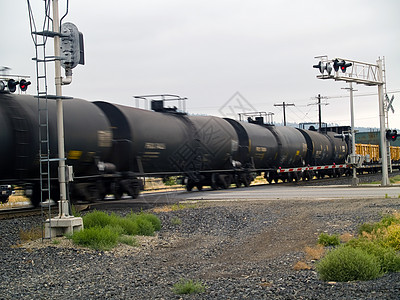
[316, 246, 382, 282]
[346, 238, 400, 273]
[118, 235, 138, 246]
[114, 218, 139, 235]
[357, 223, 376, 235]
[70, 227, 119, 251]
[318, 233, 340, 247]
[382, 224, 400, 251]
[126, 212, 162, 234]
[83, 210, 112, 228]
[135, 218, 155, 236]
[380, 214, 400, 227]
[70, 210, 161, 250]
[172, 279, 206, 295]
[171, 217, 182, 226]
[138, 213, 162, 231]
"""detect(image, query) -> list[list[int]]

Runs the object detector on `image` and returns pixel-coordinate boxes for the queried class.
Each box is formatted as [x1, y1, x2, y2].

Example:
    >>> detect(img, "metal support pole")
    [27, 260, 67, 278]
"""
[349, 83, 359, 186]
[53, 0, 69, 217]
[283, 102, 287, 126]
[378, 59, 389, 186]
[318, 94, 322, 132]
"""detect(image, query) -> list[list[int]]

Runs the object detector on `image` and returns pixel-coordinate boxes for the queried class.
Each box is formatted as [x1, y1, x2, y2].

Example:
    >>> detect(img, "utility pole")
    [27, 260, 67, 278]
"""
[274, 102, 295, 126]
[309, 94, 328, 132]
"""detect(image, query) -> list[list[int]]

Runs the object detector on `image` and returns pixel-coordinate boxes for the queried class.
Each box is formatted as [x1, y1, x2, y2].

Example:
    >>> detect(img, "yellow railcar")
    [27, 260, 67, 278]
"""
[356, 143, 400, 163]
[391, 146, 400, 162]
[355, 144, 380, 163]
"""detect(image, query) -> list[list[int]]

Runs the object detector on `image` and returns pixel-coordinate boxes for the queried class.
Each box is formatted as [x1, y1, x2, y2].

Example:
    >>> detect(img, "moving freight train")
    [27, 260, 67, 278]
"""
[0, 92, 374, 206]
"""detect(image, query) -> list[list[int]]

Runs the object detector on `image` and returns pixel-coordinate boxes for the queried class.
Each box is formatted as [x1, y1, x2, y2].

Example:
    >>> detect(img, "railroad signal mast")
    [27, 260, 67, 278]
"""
[313, 56, 390, 186]
[27, 0, 84, 238]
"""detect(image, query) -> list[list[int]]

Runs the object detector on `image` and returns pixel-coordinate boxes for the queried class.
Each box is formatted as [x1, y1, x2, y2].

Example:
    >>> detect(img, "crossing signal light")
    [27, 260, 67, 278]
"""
[339, 60, 352, 73]
[7, 79, 19, 93]
[0, 81, 5, 92]
[386, 129, 398, 141]
[313, 61, 324, 73]
[313, 61, 332, 75]
[333, 59, 340, 72]
[19, 79, 31, 92]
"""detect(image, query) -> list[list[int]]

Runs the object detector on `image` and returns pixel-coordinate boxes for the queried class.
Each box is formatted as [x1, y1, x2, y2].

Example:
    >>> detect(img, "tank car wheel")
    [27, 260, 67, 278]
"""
[241, 173, 251, 187]
[293, 172, 299, 182]
[0, 195, 9, 204]
[234, 175, 241, 188]
[219, 174, 230, 189]
[287, 173, 293, 182]
[110, 181, 123, 200]
[186, 179, 195, 192]
[303, 171, 311, 181]
[28, 184, 41, 207]
[196, 184, 203, 191]
[211, 173, 219, 190]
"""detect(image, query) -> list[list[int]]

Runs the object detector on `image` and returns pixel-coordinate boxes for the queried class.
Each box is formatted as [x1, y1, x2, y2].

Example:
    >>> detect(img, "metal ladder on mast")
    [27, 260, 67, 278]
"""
[381, 57, 392, 173]
[28, 0, 62, 238]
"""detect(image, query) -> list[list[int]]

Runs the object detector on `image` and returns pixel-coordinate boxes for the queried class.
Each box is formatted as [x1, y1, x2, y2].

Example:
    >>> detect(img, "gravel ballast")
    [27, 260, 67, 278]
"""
[1, 182, 400, 299]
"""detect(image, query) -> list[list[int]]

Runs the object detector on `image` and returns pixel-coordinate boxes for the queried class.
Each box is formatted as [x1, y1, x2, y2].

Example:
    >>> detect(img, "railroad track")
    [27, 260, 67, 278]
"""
[0, 206, 47, 220]
[2, 171, 398, 219]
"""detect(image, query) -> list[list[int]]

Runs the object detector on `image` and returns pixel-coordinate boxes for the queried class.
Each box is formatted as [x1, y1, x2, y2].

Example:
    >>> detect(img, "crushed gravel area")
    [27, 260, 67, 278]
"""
[1, 175, 400, 299]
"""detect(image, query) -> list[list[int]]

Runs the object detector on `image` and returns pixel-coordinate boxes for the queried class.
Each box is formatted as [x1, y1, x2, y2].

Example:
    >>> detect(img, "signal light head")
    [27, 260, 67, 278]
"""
[333, 59, 340, 72]
[19, 79, 31, 92]
[313, 61, 332, 75]
[392, 130, 398, 141]
[325, 62, 332, 75]
[338, 60, 352, 73]
[313, 61, 324, 73]
[7, 79, 19, 93]
[386, 129, 398, 141]
[0, 81, 5, 92]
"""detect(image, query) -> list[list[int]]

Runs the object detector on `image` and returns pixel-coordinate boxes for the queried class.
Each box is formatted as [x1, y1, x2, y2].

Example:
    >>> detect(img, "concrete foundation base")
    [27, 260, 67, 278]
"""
[352, 177, 360, 186]
[44, 217, 84, 238]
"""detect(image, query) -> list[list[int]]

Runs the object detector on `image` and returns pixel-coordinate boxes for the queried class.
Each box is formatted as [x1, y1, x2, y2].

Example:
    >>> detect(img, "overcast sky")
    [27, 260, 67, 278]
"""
[2, 0, 400, 129]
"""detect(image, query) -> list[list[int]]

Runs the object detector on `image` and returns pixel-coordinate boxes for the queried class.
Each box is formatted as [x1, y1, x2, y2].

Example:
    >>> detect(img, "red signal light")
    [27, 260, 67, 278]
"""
[19, 79, 31, 92]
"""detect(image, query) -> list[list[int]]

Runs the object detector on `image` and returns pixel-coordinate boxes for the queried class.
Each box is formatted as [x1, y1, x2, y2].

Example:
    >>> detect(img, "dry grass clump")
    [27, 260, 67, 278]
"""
[305, 245, 325, 260]
[339, 232, 354, 243]
[293, 261, 312, 270]
[19, 227, 42, 241]
[293, 245, 324, 271]
[152, 206, 173, 213]
[152, 202, 198, 213]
